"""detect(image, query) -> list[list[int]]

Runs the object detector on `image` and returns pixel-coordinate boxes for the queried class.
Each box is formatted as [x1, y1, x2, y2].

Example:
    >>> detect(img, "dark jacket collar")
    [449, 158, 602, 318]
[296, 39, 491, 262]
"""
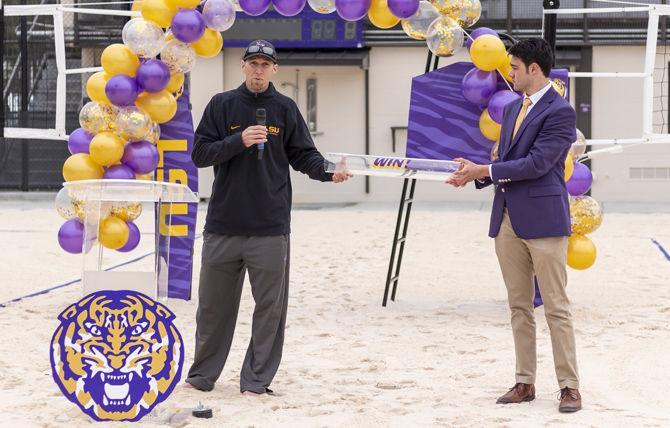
[237, 81, 277, 100]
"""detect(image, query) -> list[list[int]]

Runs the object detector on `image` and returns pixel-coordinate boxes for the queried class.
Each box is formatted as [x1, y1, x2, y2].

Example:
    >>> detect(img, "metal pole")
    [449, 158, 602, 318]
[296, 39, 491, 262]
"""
[543, 0, 560, 67]
[20, 4, 29, 191]
[383, 177, 408, 306]
[0, 1, 5, 141]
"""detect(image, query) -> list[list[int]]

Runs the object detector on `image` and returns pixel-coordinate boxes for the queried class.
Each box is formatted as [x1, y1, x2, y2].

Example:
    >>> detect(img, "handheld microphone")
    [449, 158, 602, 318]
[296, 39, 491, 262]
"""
[256, 108, 267, 160]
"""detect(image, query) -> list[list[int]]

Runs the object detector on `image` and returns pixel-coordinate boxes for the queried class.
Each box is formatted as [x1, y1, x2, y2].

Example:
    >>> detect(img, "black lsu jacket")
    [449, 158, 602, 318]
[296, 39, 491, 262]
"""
[191, 82, 333, 236]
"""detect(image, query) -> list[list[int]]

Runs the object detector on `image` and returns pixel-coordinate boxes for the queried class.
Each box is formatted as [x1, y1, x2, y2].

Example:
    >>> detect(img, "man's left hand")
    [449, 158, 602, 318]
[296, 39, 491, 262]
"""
[447, 158, 488, 187]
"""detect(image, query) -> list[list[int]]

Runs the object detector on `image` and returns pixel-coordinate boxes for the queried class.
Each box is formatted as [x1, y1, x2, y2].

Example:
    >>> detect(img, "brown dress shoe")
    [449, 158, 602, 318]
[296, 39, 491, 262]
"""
[558, 387, 582, 413]
[496, 383, 535, 404]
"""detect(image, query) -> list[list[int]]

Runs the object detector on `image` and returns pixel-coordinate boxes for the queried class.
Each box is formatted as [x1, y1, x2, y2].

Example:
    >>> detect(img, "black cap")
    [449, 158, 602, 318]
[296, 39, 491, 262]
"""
[243, 40, 277, 64]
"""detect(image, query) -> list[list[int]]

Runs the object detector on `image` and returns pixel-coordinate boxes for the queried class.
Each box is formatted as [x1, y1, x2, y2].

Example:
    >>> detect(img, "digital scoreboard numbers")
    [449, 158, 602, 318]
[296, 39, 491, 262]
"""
[223, 10, 363, 48]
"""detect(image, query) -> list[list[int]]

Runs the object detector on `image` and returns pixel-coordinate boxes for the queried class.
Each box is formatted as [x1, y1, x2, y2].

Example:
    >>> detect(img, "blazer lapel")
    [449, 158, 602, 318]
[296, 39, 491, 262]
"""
[499, 99, 523, 159]
[504, 89, 556, 158]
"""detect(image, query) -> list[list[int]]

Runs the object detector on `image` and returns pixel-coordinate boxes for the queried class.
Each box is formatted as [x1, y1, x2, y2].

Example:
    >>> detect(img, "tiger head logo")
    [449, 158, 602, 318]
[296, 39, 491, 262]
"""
[50, 290, 184, 422]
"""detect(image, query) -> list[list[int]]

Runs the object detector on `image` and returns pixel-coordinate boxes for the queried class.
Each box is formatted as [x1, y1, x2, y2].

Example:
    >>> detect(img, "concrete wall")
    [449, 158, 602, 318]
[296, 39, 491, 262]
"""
[591, 45, 670, 203]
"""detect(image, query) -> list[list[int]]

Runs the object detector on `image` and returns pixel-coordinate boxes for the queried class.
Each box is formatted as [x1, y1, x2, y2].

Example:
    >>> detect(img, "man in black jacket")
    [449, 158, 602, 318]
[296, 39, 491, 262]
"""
[185, 40, 351, 394]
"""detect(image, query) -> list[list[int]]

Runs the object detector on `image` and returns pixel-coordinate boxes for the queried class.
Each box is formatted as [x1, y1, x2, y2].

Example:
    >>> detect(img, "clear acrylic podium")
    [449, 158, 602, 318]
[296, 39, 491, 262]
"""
[63, 179, 198, 300]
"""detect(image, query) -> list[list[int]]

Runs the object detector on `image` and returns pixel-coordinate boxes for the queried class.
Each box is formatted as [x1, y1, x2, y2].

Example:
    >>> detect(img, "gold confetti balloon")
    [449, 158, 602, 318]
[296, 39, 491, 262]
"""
[401, 1, 440, 40]
[115, 106, 152, 142]
[161, 39, 196, 74]
[570, 196, 603, 235]
[308, 0, 336, 14]
[144, 122, 161, 145]
[426, 16, 464, 57]
[572, 128, 587, 157]
[110, 201, 143, 222]
[429, 0, 458, 16]
[122, 18, 166, 59]
[444, 0, 481, 28]
[55, 187, 80, 220]
[79, 101, 116, 135]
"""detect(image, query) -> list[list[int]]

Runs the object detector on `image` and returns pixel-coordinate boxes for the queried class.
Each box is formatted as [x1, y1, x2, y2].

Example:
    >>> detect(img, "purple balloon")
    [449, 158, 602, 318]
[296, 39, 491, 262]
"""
[58, 219, 84, 254]
[122, 141, 159, 174]
[239, 0, 270, 16]
[272, 0, 306, 16]
[105, 75, 139, 107]
[104, 164, 137, 180]
[462, 67, 498, 107]
[567, 162, 593, 196]
[136, 60, 171, 93]
[117, 221, 141, 253]
[488, 90, 521, 124]
[335, 0, 370, 21]
[466, 27, 498, 49]
[171, 9, 206, 43]
[68, 128, 93, 154]
[388, 0, 419, 19]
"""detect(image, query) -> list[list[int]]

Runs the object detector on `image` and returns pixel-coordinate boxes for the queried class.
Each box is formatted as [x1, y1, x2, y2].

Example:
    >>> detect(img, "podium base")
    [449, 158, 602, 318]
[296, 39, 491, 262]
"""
[83, 271, 157, 299]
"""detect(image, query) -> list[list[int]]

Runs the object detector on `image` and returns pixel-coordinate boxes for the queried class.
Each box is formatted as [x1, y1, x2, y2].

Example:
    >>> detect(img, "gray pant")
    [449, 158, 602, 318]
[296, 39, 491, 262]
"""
[186, 233, 290, 393]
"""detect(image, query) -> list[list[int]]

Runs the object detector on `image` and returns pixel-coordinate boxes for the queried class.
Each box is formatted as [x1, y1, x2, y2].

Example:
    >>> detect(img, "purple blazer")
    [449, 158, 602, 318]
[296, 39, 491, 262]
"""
[476, 88, 577, 239]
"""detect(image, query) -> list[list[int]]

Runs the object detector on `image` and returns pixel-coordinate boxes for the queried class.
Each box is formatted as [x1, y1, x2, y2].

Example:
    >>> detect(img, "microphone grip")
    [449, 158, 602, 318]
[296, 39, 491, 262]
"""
[256, 108, 267, 160]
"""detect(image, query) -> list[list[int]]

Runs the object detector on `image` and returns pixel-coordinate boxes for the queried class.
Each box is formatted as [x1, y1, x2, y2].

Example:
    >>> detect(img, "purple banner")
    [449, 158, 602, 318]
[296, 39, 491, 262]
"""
[406, 62, 569, 163]
[156, 79, 198, 301]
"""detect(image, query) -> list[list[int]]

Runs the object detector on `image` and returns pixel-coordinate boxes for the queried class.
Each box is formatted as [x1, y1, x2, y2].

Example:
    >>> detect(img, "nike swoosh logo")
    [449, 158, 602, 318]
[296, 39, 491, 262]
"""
[231, 125, 240, 130]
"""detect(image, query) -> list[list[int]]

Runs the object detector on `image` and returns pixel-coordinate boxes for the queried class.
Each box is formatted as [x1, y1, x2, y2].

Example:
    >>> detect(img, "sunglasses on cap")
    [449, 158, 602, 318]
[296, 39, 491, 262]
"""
[247, 45, 275, 56]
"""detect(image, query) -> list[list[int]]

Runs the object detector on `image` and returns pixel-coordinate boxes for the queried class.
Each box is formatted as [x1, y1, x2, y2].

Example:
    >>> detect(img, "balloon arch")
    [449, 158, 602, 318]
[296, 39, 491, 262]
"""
[55, 0, 599, 271]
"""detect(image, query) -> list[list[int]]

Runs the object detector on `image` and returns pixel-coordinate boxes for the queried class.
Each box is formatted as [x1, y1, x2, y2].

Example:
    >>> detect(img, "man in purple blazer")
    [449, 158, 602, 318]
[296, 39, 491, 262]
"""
[447, 38, 581, 413]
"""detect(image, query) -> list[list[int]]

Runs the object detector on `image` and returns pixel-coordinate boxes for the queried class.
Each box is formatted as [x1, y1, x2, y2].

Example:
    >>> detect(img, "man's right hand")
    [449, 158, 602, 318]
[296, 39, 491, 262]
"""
[241, 125, 268, 148]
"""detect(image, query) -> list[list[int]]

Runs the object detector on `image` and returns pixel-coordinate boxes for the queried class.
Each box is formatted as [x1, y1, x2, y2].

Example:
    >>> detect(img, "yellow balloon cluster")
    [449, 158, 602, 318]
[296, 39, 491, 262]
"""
[564, 151, 574, 181]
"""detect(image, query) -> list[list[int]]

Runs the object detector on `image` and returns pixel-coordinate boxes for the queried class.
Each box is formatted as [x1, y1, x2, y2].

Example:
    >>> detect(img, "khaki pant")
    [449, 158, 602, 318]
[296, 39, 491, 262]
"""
[495, 210, 579, 389]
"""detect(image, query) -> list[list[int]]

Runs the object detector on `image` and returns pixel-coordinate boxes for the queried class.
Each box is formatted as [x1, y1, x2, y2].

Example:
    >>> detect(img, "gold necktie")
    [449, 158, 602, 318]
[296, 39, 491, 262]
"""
[491, 98, 532, 161]
[512, 98, 533, 139]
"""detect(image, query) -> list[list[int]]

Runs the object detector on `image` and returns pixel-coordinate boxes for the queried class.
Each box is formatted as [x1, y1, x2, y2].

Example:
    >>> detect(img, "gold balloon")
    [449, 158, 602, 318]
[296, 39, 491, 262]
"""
[79, 101, 116, 135]
[570, 196, 603, 235]
[115, 106, 152, 142]
[142, 0, 178, 28]
[135, 90, 178, 124]
[471, 34, 507, 71]
[111, 202, 143, 222]
[166, 0, 201, 8]
[368, 0, 400, 29]
[101, 44, 140, 77]
[564, 151, 574, 181]
[443, 0, 481, 28]
[161, 39, 196, 74]
[63, 153, 105, 182]
[86, 71, 111, 105]
[191, 28, 224, 58]
[99, 216, 130, 250]
[551, 78, 566, 98]
[401, 1, 440, 40]
[479, 108, 501, 142]
[131, 0, 143, 12]
[426, 16, 464, 57]
[572, 128, 587, 157]
[497, 54, 513, 83]
[166, 73, 185, 94]
[89, 132, 126, 167]
[144, 122, 162, 145]
[567, 234, 597, 270]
